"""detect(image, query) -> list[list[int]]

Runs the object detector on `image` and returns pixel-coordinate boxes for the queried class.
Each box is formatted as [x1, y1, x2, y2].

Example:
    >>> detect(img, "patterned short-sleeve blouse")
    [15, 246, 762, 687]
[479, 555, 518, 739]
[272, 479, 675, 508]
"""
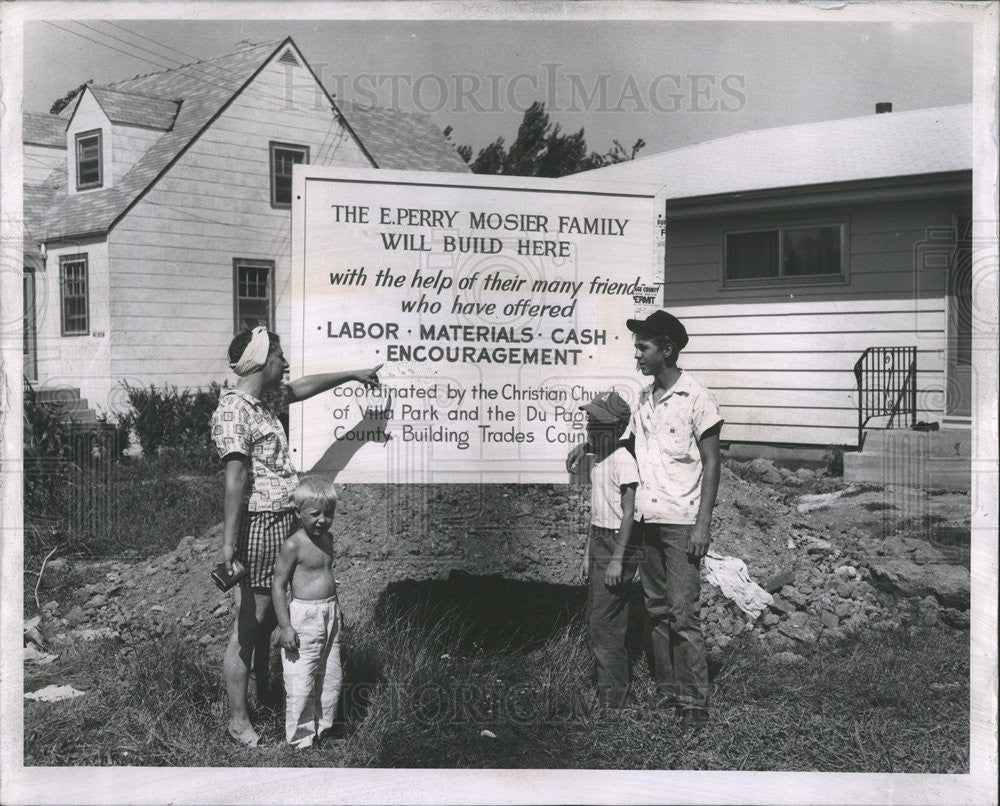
[211, 388, 297, 512]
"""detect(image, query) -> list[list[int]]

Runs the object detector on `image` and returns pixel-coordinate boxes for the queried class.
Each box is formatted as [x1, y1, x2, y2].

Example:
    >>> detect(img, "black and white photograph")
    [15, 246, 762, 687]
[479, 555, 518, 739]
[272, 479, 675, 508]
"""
[1, 2, 997, 804]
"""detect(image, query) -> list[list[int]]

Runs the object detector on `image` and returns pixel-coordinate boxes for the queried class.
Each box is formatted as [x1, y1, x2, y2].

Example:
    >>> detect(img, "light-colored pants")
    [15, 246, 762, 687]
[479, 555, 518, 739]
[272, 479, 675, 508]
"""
[281, 596, 343, 748]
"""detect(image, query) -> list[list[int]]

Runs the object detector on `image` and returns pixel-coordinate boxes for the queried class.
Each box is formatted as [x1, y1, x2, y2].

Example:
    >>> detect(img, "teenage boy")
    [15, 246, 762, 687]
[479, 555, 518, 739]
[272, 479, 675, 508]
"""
[626, 310, 722, 728]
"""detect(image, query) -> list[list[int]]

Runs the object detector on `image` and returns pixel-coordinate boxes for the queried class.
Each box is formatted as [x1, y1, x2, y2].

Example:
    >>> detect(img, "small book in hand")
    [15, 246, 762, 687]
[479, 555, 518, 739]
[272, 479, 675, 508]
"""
[210, 562, 248, 592]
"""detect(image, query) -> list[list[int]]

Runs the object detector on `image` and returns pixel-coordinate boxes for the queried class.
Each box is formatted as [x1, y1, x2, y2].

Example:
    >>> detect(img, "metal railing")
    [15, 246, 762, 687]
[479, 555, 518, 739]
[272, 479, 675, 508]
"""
[853, 346, 917, 448]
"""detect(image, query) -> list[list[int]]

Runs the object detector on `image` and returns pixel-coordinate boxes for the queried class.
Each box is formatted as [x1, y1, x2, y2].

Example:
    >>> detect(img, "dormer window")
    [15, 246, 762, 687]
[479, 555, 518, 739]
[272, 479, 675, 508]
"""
[76, 130, 103, 190]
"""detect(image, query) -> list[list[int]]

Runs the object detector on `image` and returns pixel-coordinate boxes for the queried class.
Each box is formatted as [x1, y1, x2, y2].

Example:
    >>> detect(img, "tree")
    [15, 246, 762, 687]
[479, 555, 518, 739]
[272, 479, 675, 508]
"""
[446, 101, 645, 178]
[50, 80, 93, 115]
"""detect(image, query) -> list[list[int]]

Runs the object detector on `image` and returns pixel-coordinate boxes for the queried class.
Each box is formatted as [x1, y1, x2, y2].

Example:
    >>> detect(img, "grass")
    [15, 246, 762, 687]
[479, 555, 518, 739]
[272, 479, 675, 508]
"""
[24, 455, 223, 566]
[23, 585, 969, 771]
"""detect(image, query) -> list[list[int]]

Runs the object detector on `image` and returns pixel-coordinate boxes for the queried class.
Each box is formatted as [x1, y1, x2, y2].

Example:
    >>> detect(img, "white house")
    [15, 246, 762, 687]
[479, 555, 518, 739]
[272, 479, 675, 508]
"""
[583, 104, 972, 450]
[22, 37, 468, 417]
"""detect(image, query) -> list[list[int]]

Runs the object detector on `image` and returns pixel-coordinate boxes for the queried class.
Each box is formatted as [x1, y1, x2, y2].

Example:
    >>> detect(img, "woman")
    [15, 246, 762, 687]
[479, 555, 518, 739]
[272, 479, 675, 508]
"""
[210, 326, 380, 746]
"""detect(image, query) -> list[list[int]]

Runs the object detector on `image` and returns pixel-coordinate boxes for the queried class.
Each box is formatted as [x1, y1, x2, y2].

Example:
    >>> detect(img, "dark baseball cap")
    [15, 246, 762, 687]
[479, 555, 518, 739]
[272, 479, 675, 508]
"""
[626, 310, 689, 351]
[579, 391, 631, 424]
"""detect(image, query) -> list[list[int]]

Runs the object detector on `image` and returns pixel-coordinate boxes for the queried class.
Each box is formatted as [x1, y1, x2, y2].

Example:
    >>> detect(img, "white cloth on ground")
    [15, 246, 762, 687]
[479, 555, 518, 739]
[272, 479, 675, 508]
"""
[703, 551, 773, 620]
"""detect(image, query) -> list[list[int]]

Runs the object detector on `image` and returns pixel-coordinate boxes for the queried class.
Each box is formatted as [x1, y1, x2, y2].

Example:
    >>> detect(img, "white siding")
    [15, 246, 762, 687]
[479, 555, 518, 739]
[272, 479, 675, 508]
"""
[108, 51, 373, 394]
[66, 92, 111, 194]
[665, 195, 968, 447]
[32, 238, 113, 410]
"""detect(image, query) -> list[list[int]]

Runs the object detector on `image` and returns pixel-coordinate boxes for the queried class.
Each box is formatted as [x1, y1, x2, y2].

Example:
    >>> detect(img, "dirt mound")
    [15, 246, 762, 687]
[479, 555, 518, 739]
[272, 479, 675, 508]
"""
[37, 461, 970, 655]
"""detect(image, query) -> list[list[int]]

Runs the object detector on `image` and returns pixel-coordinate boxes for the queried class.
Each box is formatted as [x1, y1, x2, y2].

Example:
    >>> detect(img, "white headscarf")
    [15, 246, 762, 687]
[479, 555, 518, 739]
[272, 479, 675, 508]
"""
[230, 326, 271, 376]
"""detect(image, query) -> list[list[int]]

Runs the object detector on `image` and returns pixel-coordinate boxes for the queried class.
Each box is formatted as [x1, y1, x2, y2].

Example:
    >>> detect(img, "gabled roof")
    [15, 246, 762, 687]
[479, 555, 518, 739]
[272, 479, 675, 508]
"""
[23, 113, 66, 148]
[30, 38, 467, 242]
[340, 101, 470, 173]
[86, 86, 181, 130]
[585, 104, 972, 200]
[39, 39, 287, 240]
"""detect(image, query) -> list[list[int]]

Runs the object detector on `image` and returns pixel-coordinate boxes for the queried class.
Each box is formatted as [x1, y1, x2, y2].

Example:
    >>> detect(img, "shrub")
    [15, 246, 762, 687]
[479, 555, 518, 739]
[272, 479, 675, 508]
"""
[124, 382, 227, 469]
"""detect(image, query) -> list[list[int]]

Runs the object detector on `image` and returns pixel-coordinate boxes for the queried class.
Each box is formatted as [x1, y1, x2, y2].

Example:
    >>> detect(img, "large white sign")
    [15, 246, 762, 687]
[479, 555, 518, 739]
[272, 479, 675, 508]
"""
[290, 167, 664, 483]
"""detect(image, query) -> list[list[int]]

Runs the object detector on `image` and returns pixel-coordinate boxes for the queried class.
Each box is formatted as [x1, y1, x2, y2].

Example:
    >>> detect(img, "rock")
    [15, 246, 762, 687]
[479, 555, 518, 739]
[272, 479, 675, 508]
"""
[772, 651, 806, 665]
[939, 608, 970, 630]
[42, 601, 59, 614]
[144, 566, 159, 577]
[786, 611, 810, 629]
[909, 542, 946, 564]
[46, 558, 68, 576]
[769, 595, 797, 615]
[510, 557, 528, 573]
[65, 606, 87, 627]
[198, 634, 214, 646]
[804, 537, 833, 555]
[85, 594, 106, 609]
[781, 585, 807, 606]
[834, 565, 858, 579]
[819, 611, 840, 630]
[211, 604, 229, 618]
[748, 458, 782, 485]
[866, 559, 970, 609]
[795, 468, 815, 482]
[779, 620, 817, 644]
[834, 601, 853, 618]
[763, 570, 795, 593]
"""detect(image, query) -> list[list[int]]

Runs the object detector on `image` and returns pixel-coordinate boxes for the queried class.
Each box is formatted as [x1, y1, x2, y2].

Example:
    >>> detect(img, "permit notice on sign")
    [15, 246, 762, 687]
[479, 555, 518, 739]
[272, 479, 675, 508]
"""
[290, 167, 665, 483]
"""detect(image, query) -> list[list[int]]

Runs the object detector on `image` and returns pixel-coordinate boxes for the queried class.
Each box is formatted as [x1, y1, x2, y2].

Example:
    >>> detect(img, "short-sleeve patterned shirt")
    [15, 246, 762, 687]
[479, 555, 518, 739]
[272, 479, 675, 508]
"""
[211, 388, 297, 512]
[625, 370, 723, 525]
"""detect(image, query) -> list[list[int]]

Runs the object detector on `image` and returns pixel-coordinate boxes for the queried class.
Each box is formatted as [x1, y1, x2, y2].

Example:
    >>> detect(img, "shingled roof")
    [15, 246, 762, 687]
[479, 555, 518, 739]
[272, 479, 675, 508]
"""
[29, 37, 468, 243]
[23, 113, 66, 147]
[340, 101, 469, 173]
[86, 86, 181, 130]
[586, 104, 972, 200]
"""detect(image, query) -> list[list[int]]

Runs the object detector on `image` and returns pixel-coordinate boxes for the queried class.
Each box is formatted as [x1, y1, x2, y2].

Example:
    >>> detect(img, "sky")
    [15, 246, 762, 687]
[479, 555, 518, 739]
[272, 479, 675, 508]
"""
[20, 14, 974, 159]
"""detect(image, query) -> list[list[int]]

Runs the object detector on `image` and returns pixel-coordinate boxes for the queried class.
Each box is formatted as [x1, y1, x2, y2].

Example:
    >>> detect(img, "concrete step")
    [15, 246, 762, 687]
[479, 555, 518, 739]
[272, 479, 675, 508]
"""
[34, 386, 81, 403]
[844, 428, 971, 491]
[861, 428, 971, 459]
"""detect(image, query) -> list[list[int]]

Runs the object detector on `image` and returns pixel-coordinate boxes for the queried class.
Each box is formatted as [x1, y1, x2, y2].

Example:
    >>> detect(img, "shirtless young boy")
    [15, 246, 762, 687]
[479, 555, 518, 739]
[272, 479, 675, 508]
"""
[271, 475, 343, 749]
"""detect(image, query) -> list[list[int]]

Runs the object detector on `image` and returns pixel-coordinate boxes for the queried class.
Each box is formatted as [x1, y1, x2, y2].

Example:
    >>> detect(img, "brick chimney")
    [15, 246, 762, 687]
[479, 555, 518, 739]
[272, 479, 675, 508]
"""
[876, 102, 892, 114]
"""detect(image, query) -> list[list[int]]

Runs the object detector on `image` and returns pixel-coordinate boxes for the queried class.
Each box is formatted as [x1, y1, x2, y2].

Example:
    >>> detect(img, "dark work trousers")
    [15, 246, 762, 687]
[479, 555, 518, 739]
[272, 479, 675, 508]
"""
[586, 524, 641, 708]
[640, 522, 710, 714]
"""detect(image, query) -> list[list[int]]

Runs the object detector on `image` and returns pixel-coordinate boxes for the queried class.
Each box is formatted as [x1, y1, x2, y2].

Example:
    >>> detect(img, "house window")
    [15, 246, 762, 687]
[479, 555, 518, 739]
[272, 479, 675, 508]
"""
[724, 223, 845, 286]
[233, 259, 274, 333]
[75, 130, 103, 190]
[60, 254, 89, 336]
[270, 143, 308, 208]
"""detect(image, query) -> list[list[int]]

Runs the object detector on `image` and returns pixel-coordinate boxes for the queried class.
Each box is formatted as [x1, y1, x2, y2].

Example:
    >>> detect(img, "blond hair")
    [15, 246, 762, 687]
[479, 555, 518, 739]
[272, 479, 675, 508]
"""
[291, 474, 338, 511]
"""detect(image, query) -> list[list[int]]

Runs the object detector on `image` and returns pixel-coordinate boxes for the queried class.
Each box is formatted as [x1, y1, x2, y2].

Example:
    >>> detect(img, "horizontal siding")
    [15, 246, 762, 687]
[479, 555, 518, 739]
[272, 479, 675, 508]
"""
[669, 289, 948, 447]
[664, 195, 967, 305]
[109, 54, 374, 390]
[721, 423, 854, 445]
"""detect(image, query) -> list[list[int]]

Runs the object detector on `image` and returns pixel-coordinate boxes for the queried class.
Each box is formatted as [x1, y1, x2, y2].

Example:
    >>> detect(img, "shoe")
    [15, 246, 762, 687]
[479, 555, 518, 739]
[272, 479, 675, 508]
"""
[679, 707, 709, 731]
[227, 722, 261, 748]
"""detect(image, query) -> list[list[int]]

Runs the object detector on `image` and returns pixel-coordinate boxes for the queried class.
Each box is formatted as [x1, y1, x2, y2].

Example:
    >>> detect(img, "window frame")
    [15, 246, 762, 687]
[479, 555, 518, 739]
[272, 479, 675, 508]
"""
[721, 220, 849, 289]
[75, 129, 103, 190]
[59, 253, 90, 336]
[269, 142, 309, 209]
[232, 258, 276, 335]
